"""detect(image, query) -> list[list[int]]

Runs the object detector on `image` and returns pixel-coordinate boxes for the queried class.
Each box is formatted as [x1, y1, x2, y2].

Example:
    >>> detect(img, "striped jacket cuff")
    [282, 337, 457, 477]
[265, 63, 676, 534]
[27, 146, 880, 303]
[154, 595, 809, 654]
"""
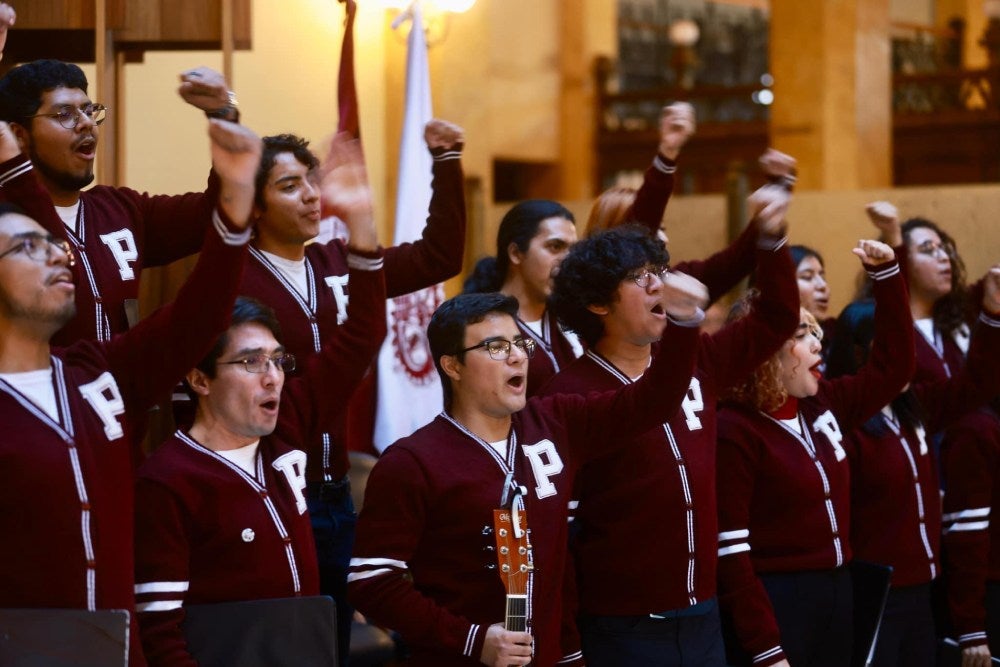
[134, 580, 189, 613]
[943, 507, 990, 533]
[668, 308, 705, 328]
[757, 235, 788, 251]
[866, 261, 900, 281]
[653, 154, 677, 174]
[431, 144, 463, 161]
[753, 645, 786, 665]
[718, 528, 751, 557]
[980, 311, 1000, 328]
[466, 623, 486, 661]
[556, 650, 585, 665]
[0, 157, 32, 187]
[212, 209, 252, 246]
[346, 249, 385, 271]
[959, 631, 988, 648]
[347, 556, 407, 583]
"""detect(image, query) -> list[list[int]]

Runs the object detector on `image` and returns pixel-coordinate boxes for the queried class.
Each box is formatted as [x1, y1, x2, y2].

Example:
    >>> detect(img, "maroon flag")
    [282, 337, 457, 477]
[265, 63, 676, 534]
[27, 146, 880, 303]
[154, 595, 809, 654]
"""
[337, 0, 360, 139]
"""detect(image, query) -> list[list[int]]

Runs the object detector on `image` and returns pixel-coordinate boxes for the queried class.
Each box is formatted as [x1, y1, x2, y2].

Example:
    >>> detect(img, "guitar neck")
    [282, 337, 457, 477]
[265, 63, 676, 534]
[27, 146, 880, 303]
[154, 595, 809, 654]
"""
[505, 594, 528, 632]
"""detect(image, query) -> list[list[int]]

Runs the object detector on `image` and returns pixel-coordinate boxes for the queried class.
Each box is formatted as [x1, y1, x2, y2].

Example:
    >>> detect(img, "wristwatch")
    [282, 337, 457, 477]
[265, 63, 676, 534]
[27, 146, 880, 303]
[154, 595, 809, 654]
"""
[205, 90, 239, 122]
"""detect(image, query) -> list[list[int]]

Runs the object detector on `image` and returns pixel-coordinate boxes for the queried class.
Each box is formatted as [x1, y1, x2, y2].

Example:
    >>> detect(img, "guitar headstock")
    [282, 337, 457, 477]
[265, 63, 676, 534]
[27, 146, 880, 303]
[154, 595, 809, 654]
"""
[492, 508, 533, 596]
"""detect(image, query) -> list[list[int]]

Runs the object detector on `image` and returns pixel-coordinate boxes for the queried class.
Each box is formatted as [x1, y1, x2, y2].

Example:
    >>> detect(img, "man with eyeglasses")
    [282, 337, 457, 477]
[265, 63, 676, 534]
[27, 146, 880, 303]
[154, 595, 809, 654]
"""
[541, 185, 797, 667]
[348, 275, 708, 667]
[132, 149, 387, 666]
[0, 117, 262, 667]
[0, 57, 239, 346]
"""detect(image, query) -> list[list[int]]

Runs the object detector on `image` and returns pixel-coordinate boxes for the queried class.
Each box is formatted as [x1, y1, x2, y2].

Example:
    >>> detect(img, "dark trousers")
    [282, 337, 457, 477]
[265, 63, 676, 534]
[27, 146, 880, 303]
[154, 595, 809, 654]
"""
[753, 569, 854, 667]
[986, 581, 1000, 654]
[307, 478, 357, 667]
[869, 582, 935, 667]
[579, 598, 726, 667]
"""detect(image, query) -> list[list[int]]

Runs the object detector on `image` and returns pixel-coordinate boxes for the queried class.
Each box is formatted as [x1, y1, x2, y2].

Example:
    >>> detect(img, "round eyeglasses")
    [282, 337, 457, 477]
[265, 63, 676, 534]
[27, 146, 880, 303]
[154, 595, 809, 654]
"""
[0, 232, 75, 266]
[626, 265, 669, 289]
[28, 103, 108, 130]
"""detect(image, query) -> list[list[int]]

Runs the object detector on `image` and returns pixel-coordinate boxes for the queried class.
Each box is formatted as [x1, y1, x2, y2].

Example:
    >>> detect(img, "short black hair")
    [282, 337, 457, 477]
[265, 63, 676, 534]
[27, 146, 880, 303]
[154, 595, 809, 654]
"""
[549, 224, 669, 347]
[428, 292, 519, 408]
[0, 60, 89, 126]
[463, 199, 575, 293]
[0, 202, 28, 219]
[195, 296, 283, 379]
[255, 134, 321, 211]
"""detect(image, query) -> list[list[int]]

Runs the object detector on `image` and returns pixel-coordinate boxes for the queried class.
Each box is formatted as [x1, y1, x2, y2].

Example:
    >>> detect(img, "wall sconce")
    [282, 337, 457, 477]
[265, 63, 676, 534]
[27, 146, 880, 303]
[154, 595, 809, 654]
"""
[384, 0, 477, 45]
[668, 18, 700, 89]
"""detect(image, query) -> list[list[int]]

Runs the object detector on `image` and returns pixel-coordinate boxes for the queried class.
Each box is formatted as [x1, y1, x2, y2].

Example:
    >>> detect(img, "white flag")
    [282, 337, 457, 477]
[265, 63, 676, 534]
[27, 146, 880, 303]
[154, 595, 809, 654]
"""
[373, 2, 444, 453]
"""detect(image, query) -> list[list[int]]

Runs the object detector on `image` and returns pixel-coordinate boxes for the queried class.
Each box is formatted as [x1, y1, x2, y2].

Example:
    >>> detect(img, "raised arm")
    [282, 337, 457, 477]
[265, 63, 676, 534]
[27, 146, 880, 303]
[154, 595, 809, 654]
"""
[376, 119, 466, 297]
[281, 134, 387, 441]
[701, 195, 799, 390]
[0, 4, 15, 60]
[824, 240, 915, 431]
[625, 102, 695, 233]
[105, 119, 260, 417]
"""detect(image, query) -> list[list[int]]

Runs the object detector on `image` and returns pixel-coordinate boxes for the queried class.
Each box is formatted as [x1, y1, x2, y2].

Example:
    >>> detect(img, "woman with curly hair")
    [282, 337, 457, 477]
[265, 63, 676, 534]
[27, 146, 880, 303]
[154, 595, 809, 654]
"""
[714, 239, 915, 667]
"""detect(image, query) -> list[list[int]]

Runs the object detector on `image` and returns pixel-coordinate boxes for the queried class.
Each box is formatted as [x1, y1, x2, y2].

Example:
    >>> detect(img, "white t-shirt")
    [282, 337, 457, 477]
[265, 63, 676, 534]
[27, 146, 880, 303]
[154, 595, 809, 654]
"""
[259, 250, 308, 300]
[0, 368, 58, 421]
[217, 441, 261, 477]
[55, 201, 81, 235]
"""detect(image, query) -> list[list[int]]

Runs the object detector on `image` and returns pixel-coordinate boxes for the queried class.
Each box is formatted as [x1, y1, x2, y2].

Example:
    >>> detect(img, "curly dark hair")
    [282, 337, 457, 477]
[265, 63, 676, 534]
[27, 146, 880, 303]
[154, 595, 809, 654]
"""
[901, 217, 970, 338]
[548, 224, 669, 347]
[0, 60, 89, 126]
[255, 134, 321, 211]
[463, 199, 575, 293]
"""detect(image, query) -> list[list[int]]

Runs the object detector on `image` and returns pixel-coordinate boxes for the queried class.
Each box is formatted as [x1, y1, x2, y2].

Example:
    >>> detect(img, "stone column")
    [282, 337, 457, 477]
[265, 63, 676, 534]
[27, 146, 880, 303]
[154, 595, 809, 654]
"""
[769, 0, 892, 189]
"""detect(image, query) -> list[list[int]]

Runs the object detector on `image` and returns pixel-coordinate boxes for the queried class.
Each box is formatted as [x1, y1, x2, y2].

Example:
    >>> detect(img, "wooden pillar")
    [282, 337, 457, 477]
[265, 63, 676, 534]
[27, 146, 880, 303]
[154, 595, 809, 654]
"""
[95, 0, 119, 186]
[557, 0, 593, 201]
[769, 0, 891, 189]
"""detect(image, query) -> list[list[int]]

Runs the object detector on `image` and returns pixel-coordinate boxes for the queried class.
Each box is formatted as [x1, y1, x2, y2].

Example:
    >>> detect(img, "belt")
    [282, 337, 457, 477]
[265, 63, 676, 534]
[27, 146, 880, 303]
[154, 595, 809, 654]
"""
[649, 597, 717, 620]
[306, 477, 351, 504]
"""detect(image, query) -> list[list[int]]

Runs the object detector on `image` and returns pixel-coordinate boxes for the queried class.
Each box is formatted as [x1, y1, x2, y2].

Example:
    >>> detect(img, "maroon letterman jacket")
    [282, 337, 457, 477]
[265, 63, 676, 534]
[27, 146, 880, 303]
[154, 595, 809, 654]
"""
[237, 145, 464, 481]
[848, 311, 1000, 589]
[544, 239, 797, 663]
[0, 211, 250, 667]
[0, 154, 220, 346]
[715, 259, 915, 667]
[134, 249, 387, 666]
[348, 313, 704, 667]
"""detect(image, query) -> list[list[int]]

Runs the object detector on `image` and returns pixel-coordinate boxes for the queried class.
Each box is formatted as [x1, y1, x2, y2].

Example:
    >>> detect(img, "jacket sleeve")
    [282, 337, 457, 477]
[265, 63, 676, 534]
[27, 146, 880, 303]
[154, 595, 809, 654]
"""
[120, 170, 222, 267]
[623, 154, 675, 235]
[348, 447, 490, 662]
[700, 238, 799, 393]
[673, 219, 761, 305]
[715, 411, 787, 666]
[942, 410, 1000, 648]
[134, 477, 199, 667]
[0, 154, 69, 239]
[823, 260, 915, 432]
[103, 209, 249, 420]
[277, 250, 387, 446]
[384, 145, 466, 297]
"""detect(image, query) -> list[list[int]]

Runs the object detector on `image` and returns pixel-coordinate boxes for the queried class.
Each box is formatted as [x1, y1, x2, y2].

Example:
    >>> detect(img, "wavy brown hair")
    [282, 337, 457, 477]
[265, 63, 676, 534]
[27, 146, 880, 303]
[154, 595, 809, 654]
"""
[724, 295, 819, 412]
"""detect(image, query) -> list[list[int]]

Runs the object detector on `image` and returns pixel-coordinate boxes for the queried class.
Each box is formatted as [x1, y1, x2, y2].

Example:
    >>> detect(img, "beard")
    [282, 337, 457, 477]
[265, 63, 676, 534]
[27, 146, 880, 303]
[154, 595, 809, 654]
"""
[0, 287, 76, 331]
[28, 143, 95, 193]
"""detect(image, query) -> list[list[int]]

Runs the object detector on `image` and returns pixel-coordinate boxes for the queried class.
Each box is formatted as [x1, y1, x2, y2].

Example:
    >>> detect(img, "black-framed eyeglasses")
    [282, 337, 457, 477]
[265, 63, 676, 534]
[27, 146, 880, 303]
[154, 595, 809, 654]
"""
[626, 265, 669, 289]
[218, 353, 296, 374]
[0, 232, 75, 266]
[28, 103, 108, 130]
[460, 337, 536, 361]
